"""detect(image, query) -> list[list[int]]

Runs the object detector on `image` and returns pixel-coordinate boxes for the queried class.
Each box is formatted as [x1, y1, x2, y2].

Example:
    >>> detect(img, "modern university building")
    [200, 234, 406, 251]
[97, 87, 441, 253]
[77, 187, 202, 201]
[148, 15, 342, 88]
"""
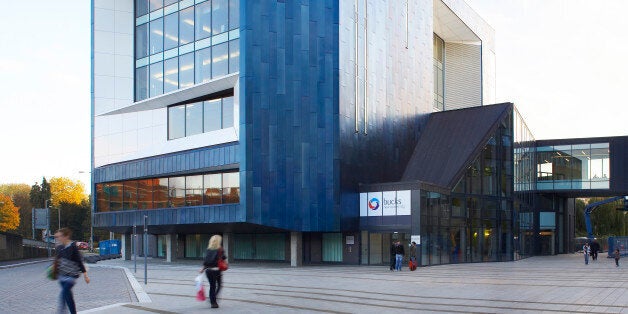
[91, 0, 628, 266]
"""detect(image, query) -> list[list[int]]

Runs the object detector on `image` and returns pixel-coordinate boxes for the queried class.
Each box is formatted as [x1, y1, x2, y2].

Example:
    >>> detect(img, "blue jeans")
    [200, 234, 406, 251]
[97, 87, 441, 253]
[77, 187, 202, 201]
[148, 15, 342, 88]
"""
[395, 254, 403, 271]
[584, 253, 589, 265]
[58, 276, 77, 314]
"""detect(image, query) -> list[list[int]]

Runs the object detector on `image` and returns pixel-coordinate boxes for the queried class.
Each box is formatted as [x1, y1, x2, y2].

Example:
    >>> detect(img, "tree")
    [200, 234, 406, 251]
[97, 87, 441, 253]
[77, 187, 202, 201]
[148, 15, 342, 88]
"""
[0, 194, 20, 232]
[0, 184, 33, 238]
[30, 177, 51, 209]
[49, 177, 87, 207]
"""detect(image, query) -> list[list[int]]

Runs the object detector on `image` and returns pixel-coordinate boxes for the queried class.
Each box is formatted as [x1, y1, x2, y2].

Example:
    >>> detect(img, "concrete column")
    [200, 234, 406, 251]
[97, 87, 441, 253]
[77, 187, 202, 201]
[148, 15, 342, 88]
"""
[121, 233, 132, 260]
[290, 232, 302, 267]
[165, 234, 175, 263]
[222, 233, 232, 261]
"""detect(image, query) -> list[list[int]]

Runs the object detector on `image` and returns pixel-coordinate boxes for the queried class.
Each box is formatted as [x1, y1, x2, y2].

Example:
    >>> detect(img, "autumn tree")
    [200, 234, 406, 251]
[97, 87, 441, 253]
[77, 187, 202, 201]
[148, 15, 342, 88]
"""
[49, 177, 87, 207]
[0, 184, 33, 238]
[0, 194, 20, 232]
[30, 177, 51, 209]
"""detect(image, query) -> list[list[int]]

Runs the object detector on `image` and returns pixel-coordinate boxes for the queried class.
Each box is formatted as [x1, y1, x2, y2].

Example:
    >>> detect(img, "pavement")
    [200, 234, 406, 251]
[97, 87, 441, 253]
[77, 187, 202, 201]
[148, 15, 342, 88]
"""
[0, 254, 626, 313]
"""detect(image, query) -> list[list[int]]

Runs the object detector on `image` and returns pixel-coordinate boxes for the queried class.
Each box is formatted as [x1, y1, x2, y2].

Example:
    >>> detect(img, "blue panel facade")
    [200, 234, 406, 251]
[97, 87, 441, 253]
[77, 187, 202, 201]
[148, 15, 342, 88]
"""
[93, 143, 239, 183]
[239, 0, 340, 232]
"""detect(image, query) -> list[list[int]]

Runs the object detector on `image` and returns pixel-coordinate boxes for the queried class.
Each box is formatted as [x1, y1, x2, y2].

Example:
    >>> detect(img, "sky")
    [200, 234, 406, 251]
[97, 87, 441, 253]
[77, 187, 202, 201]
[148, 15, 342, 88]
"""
[0, 0, 627, 188]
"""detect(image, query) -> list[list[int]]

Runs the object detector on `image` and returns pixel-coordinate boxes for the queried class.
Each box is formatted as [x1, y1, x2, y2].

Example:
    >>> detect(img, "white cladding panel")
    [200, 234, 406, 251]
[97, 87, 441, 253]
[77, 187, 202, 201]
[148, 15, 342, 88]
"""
[444, 42, 482, 110]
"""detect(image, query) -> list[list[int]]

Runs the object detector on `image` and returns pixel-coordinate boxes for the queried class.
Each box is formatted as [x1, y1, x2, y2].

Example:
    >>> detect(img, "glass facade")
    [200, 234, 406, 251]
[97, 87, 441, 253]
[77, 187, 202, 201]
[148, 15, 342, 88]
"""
[233, 233, 286, 261]
[433, 34, 444, 111]
[536, 143, 610, 190]
[95, 171, 239, 212]
[134, 0, 240, 101]
[167, 95, 235, 140]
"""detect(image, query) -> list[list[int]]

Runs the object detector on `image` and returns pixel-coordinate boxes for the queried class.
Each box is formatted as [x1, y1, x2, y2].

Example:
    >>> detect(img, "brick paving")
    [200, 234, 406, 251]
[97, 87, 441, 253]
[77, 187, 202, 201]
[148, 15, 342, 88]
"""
[0, 261, 137, 313]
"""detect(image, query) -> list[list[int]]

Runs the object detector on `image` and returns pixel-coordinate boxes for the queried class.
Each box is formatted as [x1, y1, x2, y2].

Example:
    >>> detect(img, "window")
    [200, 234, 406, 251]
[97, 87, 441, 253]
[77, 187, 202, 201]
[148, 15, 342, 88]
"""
[179, 53, 194, 88]
[163, 57, 178, 93]
[186, 102, 203, 136]
[212, 0, 228, 35]
[433, 34, 444, 111]
[195, 47, 212, 83]
[204, 99, 221, 131]
[95, 171, 240, 212]
[195, 1, 212, 40]
[164, 13, 179, 51]
[179, 6, 195, 45]
[222, 96, 234, 128]
[168, 105, 185, 140]
[212, 42, 228, 78]
[134, 1, 240, 101]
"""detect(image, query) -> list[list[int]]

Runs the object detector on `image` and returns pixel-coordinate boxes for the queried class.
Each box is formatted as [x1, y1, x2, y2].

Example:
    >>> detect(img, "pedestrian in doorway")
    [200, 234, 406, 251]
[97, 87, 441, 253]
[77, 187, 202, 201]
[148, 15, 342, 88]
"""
[583, 242, 590, 265]
[201, 235, 227, 308]
[591, 240, 600, 261]
[55, 228, 90, 314]
[389, 241, 396, 271]
[409, 241, 417, 270]
[394, 241, 405, 271]
[614, 249, 621, 267]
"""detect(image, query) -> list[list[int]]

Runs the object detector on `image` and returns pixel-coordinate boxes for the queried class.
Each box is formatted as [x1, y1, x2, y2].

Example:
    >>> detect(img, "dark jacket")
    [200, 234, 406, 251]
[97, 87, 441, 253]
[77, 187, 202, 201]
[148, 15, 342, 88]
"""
[56, 242, 86, 278]
[203, 248, 226, 269]
[409, 245, 417, 258]
[394, 244, 405, 255]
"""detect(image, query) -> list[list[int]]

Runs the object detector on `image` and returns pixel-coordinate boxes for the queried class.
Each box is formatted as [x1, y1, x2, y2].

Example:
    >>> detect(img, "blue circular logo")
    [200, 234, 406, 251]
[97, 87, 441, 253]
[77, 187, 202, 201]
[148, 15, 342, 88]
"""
[368, 198, 380, 210]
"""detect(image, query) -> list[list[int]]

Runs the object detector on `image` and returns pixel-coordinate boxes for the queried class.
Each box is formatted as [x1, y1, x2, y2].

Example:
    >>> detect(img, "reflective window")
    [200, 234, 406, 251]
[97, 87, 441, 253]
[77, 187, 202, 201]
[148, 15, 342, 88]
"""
[135, 1, 239, 100]
[163, 57, 179, 93]
[222, 172, 239, 203]
[179, 53, 194, 88]
[195, 47, 212, 83]
[229, 39, 239, 73]
[164, 13, 179, 51]
[186, 102, 203, 136]
[95, 171, 240, 212]
[136, 23, 149, 59]
[535, 143, 610, 190]
[135, 66, 149, 101]
[229, 0, 239, 30]
[136, 0, 149, 17]
[149, 0, 163, 12]
[137, 179, 154, 209]
[204, 174, 222, 204]
[154, 178, 169, 208]
[433, 34, 444, 111]
[123, 181, 139, 210]
[149, 61, 164, 97]
[168, 105, 185, 139]
[179, 6, 195, 45]
[186, 175, 204, 206]
[212, 0, 228, 35]
[212, 42, 228, 78]
[169, 176, 186, 207]
[204, 99, 221, 131]
[222, 96, 234, 128]
[195, 1, 212, 40]
[149, 18, 164, 55]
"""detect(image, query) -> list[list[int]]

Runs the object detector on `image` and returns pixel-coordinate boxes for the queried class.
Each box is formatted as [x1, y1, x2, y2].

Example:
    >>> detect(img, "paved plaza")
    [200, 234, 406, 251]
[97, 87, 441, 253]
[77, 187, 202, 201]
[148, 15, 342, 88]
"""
[0, 254, 626, 313]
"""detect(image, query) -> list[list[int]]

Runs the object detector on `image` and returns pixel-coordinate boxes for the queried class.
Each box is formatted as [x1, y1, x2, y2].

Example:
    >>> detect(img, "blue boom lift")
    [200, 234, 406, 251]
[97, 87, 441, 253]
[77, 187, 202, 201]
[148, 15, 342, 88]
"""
[584, 196, 628, 240]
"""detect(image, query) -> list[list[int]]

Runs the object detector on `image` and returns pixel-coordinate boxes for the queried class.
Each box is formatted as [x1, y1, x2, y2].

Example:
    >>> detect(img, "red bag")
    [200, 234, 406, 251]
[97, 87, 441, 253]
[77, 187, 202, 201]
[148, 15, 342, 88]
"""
[217, 249, 228, 271]
[196, 285, 206, 301]
[409, 260, 417, 271]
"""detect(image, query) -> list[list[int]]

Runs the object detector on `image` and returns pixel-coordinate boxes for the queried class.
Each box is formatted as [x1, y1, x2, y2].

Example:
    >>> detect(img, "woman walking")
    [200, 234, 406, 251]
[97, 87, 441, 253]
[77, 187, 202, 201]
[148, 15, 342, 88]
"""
[201, 235, 226, 308]
[55, 228, 89, 314]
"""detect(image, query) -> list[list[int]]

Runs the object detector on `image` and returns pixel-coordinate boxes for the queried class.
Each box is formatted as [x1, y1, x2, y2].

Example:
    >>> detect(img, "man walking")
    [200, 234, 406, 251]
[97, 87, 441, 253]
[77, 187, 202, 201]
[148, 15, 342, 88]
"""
[394, 241, 405, 271]
[590, 240, 600, 261]
[583, 242, 591, 265]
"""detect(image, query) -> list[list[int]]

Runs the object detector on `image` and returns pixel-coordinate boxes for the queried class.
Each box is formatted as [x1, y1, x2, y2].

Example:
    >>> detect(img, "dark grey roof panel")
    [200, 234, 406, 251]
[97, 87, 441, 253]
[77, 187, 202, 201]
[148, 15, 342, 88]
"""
[401, 103, 512, 188]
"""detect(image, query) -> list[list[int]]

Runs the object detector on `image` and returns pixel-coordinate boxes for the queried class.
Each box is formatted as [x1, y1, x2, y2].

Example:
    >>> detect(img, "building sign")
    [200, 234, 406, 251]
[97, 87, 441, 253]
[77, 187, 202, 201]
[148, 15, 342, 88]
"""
[346, 236, 355, 245]
[33, 208, 49, 230]
[360, 190, 411, 217]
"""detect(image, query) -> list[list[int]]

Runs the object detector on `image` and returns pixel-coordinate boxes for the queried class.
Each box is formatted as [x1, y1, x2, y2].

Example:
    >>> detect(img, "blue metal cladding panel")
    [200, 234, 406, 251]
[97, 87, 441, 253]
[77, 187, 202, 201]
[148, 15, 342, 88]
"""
[93, 204, 244, 228]
[93, 143, 239, 183]
[240, 0, 340, 232]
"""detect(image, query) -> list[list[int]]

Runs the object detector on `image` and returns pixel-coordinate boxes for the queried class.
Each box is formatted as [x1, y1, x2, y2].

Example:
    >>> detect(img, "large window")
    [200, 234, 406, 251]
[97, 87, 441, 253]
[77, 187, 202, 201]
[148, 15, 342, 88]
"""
[167, 95, 235, 140]
[95, 171, 239, 212]
[135, 0, 240, 101]
[535, 143, 610, 190]
[433, 34, 444, 111]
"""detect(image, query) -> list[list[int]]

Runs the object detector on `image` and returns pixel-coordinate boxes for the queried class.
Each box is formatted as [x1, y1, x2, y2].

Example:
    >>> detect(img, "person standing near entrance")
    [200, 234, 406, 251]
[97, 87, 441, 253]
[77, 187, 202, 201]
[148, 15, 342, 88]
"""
[389, 241, 396, 271]
[409, 242, 417, 270]
[583, 242, 591, 265]
[394, 241, 405, 271]
[590, 240, 600, 261]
